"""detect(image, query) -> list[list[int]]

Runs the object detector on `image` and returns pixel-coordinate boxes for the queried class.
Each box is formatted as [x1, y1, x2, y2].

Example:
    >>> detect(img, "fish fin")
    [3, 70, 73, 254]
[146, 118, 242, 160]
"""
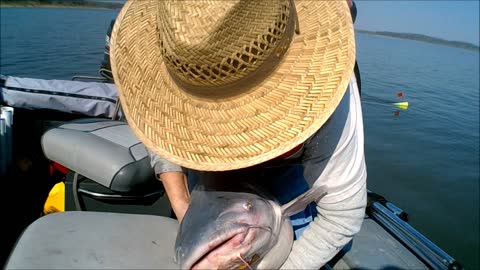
[281, 185, 328, 217]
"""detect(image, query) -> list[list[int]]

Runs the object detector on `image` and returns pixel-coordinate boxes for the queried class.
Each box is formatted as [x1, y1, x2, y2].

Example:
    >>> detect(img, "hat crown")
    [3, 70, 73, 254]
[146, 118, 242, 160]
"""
[158, 0, 292, 89]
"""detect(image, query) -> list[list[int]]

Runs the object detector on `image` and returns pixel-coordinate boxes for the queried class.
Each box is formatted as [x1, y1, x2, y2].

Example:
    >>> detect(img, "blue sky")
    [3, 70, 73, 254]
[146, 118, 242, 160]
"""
[354, 1, 480, 45]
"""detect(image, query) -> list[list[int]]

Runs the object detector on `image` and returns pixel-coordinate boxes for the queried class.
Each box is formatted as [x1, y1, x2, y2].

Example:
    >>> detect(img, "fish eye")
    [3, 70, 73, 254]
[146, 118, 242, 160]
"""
[243, 201, 252, 211]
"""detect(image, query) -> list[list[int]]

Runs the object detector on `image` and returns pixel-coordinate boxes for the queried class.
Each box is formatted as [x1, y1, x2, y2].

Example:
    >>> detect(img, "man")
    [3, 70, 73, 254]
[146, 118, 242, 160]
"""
[109, 0, 366, 268]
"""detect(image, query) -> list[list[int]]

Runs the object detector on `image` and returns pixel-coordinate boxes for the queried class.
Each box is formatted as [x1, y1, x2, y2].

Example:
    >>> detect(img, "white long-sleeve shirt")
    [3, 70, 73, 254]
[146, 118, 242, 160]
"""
[281, 74, 367, 269]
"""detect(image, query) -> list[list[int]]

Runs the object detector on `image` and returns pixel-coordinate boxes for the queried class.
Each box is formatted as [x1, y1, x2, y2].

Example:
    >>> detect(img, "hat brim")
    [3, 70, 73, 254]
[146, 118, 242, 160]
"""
[110, 0, 356, 171]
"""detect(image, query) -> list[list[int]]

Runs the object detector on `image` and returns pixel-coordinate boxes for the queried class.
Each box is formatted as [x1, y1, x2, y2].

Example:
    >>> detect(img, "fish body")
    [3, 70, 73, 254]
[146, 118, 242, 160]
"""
[175, 171, 327, 269]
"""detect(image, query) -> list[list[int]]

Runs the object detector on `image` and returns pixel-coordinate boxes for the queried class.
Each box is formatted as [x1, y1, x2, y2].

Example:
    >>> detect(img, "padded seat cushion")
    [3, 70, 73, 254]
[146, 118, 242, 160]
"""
[5, 212, 179, 269]
[41, 119, 155, 192]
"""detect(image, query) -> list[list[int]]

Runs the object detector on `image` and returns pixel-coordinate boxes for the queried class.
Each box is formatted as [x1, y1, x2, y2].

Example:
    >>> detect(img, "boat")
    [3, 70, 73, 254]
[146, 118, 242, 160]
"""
[0, 21, 463, 270]
[0, 72, 464, 270]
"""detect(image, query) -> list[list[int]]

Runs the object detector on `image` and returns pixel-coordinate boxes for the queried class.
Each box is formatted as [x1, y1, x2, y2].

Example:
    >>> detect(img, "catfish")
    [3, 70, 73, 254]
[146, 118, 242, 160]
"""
[175, 170, 327, 269]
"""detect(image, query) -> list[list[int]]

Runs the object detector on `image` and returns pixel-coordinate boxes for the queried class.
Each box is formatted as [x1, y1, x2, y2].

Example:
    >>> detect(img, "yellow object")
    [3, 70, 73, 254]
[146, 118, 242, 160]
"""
[43, 182, 65, 215]
[393, 102, 409, 110]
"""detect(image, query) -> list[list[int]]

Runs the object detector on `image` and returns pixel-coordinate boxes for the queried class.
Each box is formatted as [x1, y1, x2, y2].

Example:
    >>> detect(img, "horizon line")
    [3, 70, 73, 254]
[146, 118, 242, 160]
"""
[356, 28, 479, 47]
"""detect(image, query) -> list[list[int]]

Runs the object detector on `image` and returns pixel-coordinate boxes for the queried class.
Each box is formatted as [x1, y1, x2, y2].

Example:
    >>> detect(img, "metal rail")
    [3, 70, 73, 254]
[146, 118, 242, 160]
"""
[71, 75, 108, 82]
[368, 197, 463, 270]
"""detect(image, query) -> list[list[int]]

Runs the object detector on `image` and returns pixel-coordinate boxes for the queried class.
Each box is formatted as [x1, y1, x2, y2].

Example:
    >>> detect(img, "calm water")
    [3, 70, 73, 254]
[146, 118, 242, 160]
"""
[1, 7, 479, 269]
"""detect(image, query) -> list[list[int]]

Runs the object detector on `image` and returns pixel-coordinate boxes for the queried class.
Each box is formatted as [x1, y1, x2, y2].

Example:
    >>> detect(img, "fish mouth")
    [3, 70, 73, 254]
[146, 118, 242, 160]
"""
[182, 227, 250, 270]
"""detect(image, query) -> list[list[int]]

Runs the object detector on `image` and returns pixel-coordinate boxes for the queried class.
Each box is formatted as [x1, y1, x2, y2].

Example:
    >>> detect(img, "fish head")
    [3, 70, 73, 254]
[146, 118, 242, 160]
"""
[175, 190, 284, 270]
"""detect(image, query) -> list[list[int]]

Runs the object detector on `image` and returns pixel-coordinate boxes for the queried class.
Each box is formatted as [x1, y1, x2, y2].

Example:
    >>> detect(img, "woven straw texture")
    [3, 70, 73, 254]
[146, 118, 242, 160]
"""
[110, 0, 356, 171]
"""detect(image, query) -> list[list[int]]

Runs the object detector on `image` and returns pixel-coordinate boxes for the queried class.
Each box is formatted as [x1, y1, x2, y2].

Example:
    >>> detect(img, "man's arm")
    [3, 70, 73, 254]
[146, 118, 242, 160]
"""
[159, 172, 190, 222]
[148, 150, 190, 222]
[281, 184, 366, 269]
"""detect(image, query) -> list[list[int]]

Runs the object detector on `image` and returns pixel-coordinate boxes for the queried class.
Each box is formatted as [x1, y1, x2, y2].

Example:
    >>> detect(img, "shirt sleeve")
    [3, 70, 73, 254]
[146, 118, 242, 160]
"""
[147, 149, 185, 177]
[281, 74, 367, 269]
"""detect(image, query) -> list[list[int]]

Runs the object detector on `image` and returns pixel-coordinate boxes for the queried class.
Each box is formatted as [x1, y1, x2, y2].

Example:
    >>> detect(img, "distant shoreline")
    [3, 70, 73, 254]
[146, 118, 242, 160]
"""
[0, 1, 123, 9]
[356, 29, 479, 52]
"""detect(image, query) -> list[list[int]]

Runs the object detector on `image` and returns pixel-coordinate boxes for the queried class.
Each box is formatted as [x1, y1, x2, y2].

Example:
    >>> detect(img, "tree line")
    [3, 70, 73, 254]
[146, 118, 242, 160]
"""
[1, 0, 86, 4]
[357, 29, 479, 51]
[1, 0, 125, 8]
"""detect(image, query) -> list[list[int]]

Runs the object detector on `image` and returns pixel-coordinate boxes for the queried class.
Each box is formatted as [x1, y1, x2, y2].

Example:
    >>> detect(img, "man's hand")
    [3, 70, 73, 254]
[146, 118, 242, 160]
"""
[159, 171, 190, 223]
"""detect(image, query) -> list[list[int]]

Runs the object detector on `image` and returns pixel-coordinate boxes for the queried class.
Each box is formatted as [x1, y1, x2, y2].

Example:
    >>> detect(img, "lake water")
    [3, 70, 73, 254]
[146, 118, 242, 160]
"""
[1, 7, 479, 269]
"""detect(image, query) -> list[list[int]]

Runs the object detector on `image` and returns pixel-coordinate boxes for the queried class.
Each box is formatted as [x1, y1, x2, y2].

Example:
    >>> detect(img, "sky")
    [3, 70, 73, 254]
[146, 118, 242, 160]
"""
[354, 1, 480, 45]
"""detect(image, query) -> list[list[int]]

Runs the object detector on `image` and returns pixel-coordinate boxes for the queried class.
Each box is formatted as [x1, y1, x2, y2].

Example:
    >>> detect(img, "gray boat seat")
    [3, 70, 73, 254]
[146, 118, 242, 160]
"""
[5, 212, 179, 269]
[41, 118, 155, 193]
[5, 213, 429, 269]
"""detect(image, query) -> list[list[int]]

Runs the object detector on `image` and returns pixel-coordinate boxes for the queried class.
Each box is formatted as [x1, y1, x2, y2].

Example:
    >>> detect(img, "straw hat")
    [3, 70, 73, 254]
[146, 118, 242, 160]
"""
[110, 0, 355, 171]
